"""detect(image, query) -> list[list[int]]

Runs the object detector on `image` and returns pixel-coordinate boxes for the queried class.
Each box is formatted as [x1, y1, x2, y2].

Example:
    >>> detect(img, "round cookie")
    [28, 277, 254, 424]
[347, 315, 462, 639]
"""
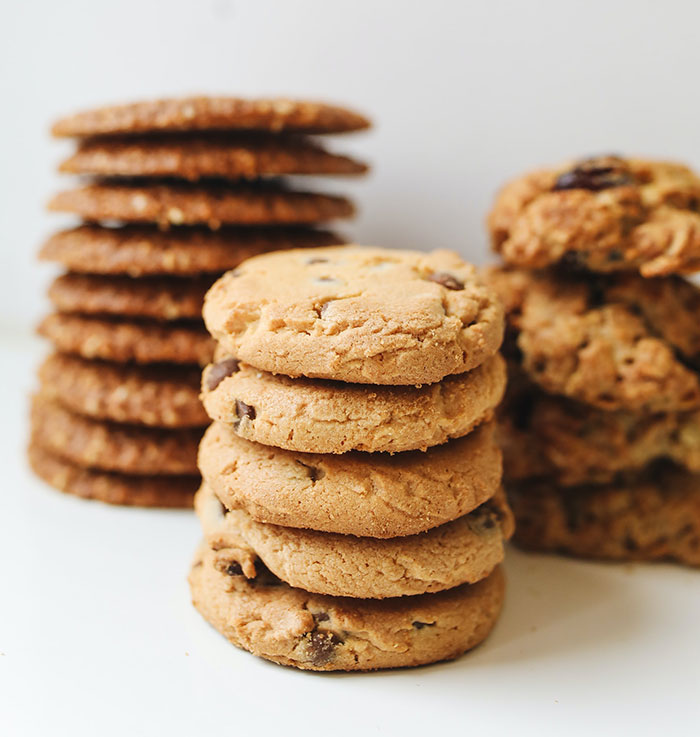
[508, 464, 700, 566]
[38, 353, 208, 427]
[204, 246, 505, 385]
[197, 481, 513, 598]
[500, 386, 700, 486]
[29, 442, 197, 508]
[30, 395, 200, 475]
[38, 313, 215, 366]
[485, 266, 700, 412]
[59, 134, 367, 180]
[52, 97, 371, 137]
[198, 420, 502, 538]
[488, 155, 700, 277]
[48, 273, 210, 321]
[39, 225, 344, 277]
[48, 182, 354, 229]
[201, 353, 506, 453]
[189, 544, 504, 671]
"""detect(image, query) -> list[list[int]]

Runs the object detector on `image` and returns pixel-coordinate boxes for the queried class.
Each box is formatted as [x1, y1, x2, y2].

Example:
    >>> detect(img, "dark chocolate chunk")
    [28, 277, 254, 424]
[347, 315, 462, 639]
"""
[296, 459, 325, 482]
[428, 272, 464, 290]
[553, 155, 634, 192]
[226, 561, 243, 576]
[206, 357, 240, 390]
[235, 399, 256, 420]
[304, 631, 342, 666]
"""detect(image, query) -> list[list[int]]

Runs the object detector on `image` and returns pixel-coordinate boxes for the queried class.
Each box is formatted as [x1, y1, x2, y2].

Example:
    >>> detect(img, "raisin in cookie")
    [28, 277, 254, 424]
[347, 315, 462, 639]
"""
[200, 353, 506, 453]
[196, 481, 513, 598]
[189, 544, 504, 671]
[489, 155, 700, 276]
[204, 246, 504, 385]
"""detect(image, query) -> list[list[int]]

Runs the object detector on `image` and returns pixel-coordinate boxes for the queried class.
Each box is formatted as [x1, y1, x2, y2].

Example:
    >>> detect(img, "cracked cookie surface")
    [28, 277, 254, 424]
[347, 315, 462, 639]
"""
[508, 464, 700, 566]
[486, 266, 700, 412]
[198, 419, 502, 538]
[489, 155, 700, 276]
[189, 543, 504, 671]
[204, 246, 504, 385]
[200, 352, 505, 453]
[196, 481, 513, 598]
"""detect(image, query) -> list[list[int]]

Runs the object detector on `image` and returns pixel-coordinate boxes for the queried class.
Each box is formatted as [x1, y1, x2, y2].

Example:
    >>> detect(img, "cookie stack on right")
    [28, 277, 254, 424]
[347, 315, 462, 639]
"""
[487, 155, 700, 566]
[190, 245, 512, 671]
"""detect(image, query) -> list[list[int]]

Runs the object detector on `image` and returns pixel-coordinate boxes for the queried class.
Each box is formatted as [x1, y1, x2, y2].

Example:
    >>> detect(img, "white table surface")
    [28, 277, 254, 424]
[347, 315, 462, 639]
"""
[2, 334, 699, 737]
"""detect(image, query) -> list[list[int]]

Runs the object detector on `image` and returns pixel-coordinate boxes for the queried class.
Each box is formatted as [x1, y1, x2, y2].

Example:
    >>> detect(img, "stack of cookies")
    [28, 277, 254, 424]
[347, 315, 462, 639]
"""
[29, 96, 369, 507]
[190, 245, 512, 670]
[486, 155, 700, 566]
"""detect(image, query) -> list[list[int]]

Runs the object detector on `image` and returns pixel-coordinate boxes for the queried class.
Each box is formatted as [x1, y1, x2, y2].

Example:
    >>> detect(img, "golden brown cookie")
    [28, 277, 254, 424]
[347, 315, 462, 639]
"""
[489, 155, 700, 277]
[48, 273, 210, 321]
[37, 353, 207, 427]
[508, 464, 700, 566]
[204, 246, 505, 385]
[500, 386, 700, 486]
[39, 225, 344, 276]
[485, 266, 700, 412]
[59, 133, 367, 180]
[198, 420, 502, 538]
[52, 97, 370, 137]
[197, 481, 513, 598]
[48, 182, 354, 228]
[38, 313, 215, 366]
[189, 544, 504, 671]
[29, 442, 197, 508]
[201, 353, 506, 453]
[30, 395, 200, 475]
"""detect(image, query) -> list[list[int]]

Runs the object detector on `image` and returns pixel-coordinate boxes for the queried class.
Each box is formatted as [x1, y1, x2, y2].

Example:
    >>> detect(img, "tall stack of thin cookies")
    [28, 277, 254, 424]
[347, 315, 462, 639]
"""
[190, 245, 512, 670]
[486, 155, 700, 566]
[29, 96, 369, 507]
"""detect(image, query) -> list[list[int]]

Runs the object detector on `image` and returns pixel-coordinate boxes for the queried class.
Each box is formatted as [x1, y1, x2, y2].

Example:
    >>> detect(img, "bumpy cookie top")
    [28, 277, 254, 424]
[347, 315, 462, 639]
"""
[486, 266, 700, 412]
[488, 155, 700, 277]
[203, 246, 504, 385]
[52, 97, 371, 137]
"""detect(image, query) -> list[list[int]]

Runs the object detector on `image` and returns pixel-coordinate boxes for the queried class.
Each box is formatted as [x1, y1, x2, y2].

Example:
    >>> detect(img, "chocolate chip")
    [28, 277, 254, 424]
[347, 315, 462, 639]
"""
[428, 272, 464, 290]
[226, 561, 243, 576]
[313, 611, 330, 623]
[206, 358, 240, 390]
[235, 399, 256, 421]
[624, 535, 639, 552]
[412, 621, 435, 630]
[607, 249, 623, 262]
[553, 156, 634, 192]
[304, 631, 342, 666]
[296, 459, 325, 482]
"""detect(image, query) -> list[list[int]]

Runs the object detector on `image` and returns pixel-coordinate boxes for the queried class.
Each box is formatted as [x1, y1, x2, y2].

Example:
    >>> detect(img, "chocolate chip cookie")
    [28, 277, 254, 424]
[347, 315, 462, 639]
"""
[204, 246, 504, 385]
[189, 544, 504, 671]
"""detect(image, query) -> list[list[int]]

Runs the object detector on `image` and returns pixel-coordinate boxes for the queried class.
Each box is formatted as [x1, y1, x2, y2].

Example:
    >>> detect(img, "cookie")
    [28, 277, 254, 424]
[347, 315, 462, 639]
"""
[204, 246, 504, 385]
[48, 273, 210, 321]
[59, 133, 367, 180]
[489, 155, 700, 277]
[189, 544, 504, 671]
[52, 97, 371, 137]
[39, 225, 344, 277]
[48, 182, 354, 228]
[196, 481, 513, 599]
[500, 385, 700, 486]
[198, 420, 502, 538]
[29, 442, 197, 508]
[508, 464, 700, 566]
[38, 313, 215, 366]
[38, 353, 207, 427]
[201, 352, 505, 454]
[485, 266, 700, 412]
[30, 395, 200, 475]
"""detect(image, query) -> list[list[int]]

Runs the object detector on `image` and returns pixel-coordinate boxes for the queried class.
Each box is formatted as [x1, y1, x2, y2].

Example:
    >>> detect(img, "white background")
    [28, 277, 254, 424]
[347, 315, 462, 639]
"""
[2, 2, 700, 735]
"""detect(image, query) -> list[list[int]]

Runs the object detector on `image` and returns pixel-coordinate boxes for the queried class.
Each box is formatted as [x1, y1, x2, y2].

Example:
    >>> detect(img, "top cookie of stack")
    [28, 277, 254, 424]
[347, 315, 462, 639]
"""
[191, 245, 511, 671]
[486, 154, 700, 566]
[30, 96, 369, 508]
